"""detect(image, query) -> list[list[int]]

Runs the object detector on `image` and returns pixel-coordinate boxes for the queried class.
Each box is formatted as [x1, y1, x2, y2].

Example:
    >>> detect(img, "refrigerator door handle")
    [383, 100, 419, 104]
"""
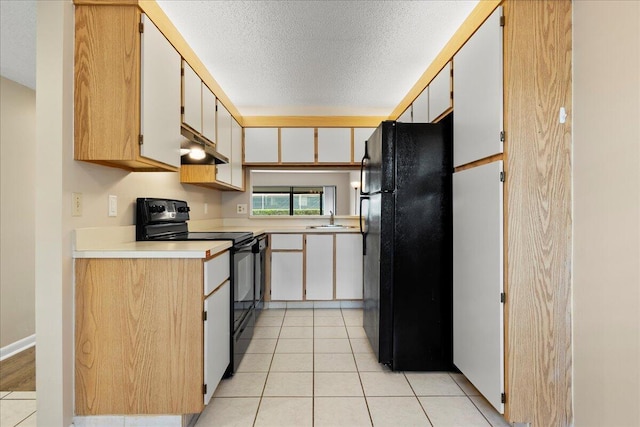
[360, 141, 370, 196]
[359, 196, 369, 255]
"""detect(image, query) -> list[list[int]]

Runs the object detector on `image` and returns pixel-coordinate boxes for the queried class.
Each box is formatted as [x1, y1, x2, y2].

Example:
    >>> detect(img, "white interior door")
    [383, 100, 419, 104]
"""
[453, 161, 504, 413]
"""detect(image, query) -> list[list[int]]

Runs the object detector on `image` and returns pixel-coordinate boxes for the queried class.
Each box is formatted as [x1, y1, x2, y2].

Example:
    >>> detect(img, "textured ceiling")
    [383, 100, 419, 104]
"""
[157, 0, 478, 116]
[0, 0, 478, 117]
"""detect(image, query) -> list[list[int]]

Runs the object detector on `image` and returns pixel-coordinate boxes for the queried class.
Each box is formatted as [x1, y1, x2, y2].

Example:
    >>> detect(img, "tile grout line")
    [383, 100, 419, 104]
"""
[447, 372, 495, 426]
[404, 372, 435, 426]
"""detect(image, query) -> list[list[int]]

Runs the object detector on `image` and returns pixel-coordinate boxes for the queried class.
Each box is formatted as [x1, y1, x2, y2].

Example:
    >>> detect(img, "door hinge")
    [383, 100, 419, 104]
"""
[203, 311, 207, 321]
[500, 292, 506, 303]
[180, 106, 185, 115]
[203, 384, 207, 395]
[138, 135, 143, 146]
[215, 104, 218, 112]
[501, 393, 506, 404]
[181, 67, 184, 76]
[139, 22, 144, 33]
[500, 16, 505, 27]
[500, 131, 505, 142]
[500, 171, 505, 182]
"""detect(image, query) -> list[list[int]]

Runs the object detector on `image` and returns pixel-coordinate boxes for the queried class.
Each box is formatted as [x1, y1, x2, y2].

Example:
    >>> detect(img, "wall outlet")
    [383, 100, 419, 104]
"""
[236, 204, 247, 214]
[108, 195, 117, 217]
[72, 192, 82, 217]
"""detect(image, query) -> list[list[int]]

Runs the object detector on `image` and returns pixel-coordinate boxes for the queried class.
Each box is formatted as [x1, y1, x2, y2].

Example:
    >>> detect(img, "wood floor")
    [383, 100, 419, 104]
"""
[0, 346, 36, 391]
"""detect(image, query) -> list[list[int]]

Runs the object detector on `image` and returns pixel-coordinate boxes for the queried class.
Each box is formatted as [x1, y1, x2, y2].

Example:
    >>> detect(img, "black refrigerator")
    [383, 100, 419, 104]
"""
[359, 117, 454, 371]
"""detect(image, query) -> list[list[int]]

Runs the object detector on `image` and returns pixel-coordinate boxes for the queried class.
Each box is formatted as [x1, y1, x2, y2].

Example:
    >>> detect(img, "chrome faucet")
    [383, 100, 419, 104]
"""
[329, 211, 334, 225]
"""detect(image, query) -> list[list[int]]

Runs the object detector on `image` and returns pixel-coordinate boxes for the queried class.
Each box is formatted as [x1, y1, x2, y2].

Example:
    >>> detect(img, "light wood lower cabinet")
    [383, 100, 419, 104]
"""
[75, 252, 230, 415]
[269, 233, 363, 301]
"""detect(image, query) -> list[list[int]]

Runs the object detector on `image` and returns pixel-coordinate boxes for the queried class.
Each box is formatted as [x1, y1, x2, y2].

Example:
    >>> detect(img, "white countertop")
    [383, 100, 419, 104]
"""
[73, 223, 360, 259]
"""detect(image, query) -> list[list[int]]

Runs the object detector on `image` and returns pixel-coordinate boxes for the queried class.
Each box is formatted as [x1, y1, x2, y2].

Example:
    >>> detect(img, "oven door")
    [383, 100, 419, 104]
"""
[232, 238, 256, 331]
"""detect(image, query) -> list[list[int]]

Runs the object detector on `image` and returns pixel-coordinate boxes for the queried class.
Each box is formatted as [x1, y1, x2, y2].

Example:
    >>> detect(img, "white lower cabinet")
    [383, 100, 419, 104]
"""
[335, 234, 363, 299]
[270, 233, 363, 302]
[203, 280, 230, 405]
[305, 234, 334, 300]
[271, 252, 304, 300]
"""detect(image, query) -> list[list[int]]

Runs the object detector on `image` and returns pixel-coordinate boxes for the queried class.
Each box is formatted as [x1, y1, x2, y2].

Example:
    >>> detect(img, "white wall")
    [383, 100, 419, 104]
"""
[573, 1, 640, 426]
[34, 1, 223, 423]
[0, 77, 36, 349]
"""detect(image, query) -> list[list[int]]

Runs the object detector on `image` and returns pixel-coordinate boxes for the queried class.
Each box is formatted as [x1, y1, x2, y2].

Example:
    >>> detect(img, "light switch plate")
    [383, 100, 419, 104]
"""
[237, 204, 247, 214]
[108, 195, 117, 217]
[72, 192, 82, 217]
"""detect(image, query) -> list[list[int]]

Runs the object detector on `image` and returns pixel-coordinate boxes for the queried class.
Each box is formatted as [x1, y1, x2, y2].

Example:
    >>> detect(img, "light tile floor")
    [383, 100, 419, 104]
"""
[0, 391, 37, 427]
[196, 308, 510, 427]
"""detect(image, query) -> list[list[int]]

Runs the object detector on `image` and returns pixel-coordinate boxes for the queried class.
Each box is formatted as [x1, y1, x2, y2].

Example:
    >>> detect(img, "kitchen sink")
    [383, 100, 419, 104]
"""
[306, 225, 356, 229]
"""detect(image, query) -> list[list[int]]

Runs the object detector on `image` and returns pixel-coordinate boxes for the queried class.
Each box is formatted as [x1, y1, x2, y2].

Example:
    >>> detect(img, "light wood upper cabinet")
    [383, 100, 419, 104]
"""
[453, 8, 503, 167]
[139, 14, 182, 168]
[202, 85, 217, 143]
[244, 128, 279, 163]
[216, 102, 232, 185]
[281, 128, 315, 163]
[74, 6, 181, 172]
[231, 119, 244, 189]
[317, 128, 351, 163]
[412, 88, 429, 123]
[182, 61, 202, 134]
[428, 62, 453, 122]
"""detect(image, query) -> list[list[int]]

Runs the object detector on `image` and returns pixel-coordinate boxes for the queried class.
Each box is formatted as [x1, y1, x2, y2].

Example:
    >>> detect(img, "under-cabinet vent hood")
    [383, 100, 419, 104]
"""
[180, 125, 229, 165]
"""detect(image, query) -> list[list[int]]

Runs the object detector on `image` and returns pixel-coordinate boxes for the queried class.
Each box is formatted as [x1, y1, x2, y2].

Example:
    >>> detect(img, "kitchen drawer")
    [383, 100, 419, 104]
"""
[270, 234, 303, 250]
[204, 251, 230, 295]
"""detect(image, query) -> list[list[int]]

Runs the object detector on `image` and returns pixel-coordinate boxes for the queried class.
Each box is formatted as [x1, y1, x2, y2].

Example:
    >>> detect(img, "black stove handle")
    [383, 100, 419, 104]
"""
[235, 238, 258, 251]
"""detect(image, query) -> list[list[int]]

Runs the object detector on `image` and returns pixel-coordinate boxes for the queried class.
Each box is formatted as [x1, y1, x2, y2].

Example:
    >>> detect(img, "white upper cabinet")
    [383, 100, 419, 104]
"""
[353, 128, 375, 164]
[398, 105, 412, 123]
[202, 85, 216, 143]
[317, 128, 351, 163]
[412, 88, 429, 123]
[428, 62, 452, 122]
[139, 14, 181, 168]
[244, 128, 279, 163]
[281, 128, 315, 163]
[453, 8, 503, 167]
[231, 118, 243, 188]
[182, 60, 202, 133]
[216, 102, 232, 185]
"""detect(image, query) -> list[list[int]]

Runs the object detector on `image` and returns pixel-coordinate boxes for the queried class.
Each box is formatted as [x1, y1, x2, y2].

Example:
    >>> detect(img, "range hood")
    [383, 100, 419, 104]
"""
[180, 125, 229, 165]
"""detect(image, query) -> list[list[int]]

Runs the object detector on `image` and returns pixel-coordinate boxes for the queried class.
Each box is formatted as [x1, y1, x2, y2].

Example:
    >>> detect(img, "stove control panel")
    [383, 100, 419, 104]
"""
[137, 198, 191, 224]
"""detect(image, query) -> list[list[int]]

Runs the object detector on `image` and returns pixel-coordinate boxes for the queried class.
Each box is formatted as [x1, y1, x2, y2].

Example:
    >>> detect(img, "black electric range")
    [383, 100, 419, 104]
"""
[136, 197, 259, 377]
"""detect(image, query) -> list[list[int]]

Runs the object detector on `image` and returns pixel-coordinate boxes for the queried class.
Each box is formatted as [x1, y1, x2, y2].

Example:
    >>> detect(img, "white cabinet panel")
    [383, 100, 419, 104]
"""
[317, 128, 351, 163]
[216, 103, 232, 185]
[453, 8, 503, 166]
[231, 118, 243, 188]
[182, 60, 202, 133]
[453, 161, 504, 413]
[412, 88, 429, 123]
[204, 251, 230, 295]
[335, 234, 363, 300]
[140, 14, 181, 167]
[204, 280, 230, 404]
[429, 62, 452, 122]
[305, 234, 334, 300]
[271, 252, 304, 300]
[398, 105, 412, 123]
[353, 128, 375, 164]
[202, 86, 216, 143]
[244, 128, 278, 163]
[281, 128, 315, 163]
[270, 234, 303, 250]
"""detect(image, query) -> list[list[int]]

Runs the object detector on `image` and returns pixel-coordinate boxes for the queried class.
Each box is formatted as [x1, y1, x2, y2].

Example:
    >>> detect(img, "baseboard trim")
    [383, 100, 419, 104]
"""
[0, 334, 36, 361]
